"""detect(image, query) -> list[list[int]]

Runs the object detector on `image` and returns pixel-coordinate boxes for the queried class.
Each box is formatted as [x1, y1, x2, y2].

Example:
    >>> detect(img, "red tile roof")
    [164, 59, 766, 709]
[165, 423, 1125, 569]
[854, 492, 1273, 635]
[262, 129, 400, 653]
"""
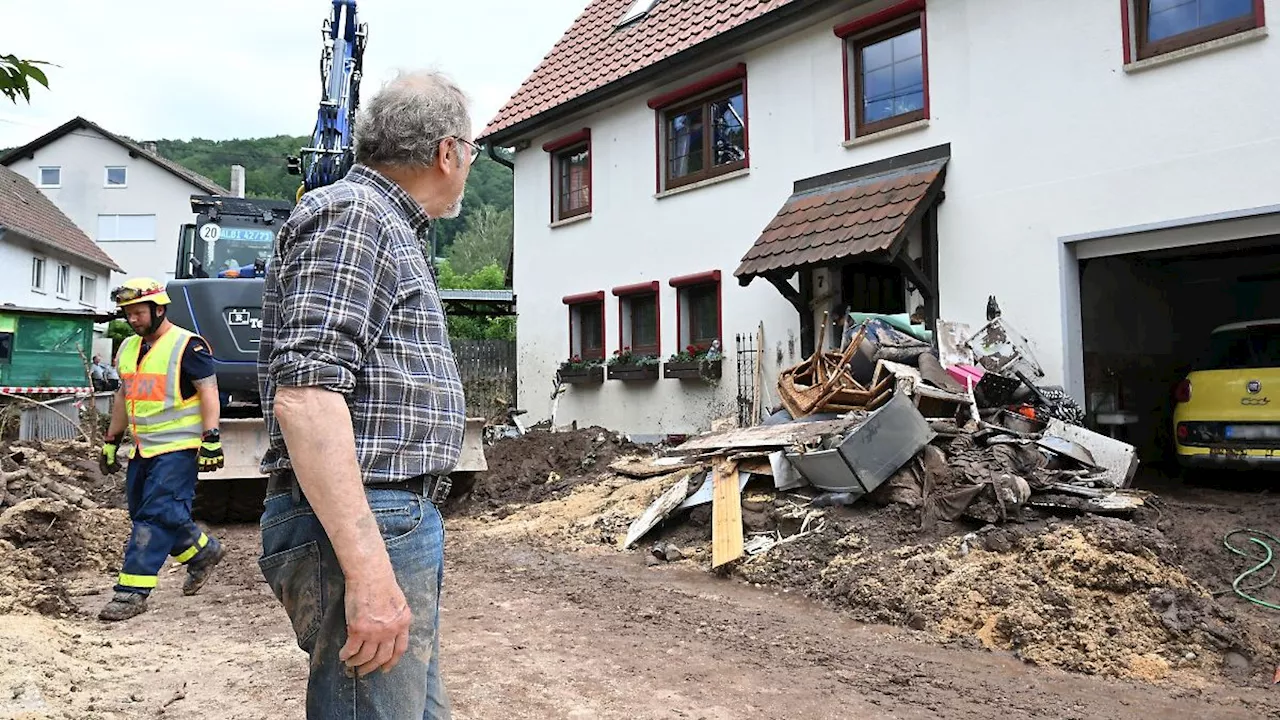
[479, 0, 809, 142]
[735, 157, 947, 281]
[0, 166, 124, 272]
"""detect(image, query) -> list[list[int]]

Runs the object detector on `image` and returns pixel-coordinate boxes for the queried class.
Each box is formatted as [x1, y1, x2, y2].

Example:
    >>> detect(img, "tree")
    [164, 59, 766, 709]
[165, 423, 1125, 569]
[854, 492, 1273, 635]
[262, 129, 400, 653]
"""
[435, 260, 515, 341]
[446, 205, 512, 276]
[1, 54, 51, 103]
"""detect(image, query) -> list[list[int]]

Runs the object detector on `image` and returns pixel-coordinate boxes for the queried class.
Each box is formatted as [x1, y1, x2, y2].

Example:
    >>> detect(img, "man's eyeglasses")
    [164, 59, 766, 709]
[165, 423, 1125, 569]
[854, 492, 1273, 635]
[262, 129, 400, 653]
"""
[438, 136, 481, 166]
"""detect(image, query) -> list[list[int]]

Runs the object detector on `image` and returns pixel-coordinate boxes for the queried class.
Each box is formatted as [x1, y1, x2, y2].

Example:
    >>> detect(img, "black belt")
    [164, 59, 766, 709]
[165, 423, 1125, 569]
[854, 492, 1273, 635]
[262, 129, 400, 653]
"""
[267, 469, 452, 505]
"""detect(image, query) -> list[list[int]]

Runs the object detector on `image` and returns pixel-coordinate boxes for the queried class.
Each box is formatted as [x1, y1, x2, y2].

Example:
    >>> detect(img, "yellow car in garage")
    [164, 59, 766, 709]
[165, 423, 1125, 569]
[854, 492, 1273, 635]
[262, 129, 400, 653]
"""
[1174, 319, 1280, 469]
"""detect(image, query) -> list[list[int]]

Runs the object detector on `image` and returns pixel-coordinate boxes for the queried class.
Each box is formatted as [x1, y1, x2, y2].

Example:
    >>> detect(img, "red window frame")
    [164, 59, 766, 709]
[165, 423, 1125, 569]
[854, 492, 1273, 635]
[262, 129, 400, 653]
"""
[648, 64, 750, 193]
[836, 0, 930, 141]
[562, 290, 606, 361]
[612, 281, 661, 358]
[669, 270, 722, 352]
[1123, 0, 1265, 62]
[543, 129, 592, 223]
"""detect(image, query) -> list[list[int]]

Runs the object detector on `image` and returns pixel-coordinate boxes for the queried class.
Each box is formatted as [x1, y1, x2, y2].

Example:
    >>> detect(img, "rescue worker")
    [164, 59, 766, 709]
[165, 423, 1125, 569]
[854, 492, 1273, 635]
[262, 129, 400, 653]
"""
[97, 277, 228, 621]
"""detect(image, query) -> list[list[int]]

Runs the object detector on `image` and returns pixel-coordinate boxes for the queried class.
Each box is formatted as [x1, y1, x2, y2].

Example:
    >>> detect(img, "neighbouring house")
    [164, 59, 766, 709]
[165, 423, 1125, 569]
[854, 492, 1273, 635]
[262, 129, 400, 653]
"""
[480, 0, 1280, 461]
[0, 165, 123, 315]
[0, 116, 230, 286]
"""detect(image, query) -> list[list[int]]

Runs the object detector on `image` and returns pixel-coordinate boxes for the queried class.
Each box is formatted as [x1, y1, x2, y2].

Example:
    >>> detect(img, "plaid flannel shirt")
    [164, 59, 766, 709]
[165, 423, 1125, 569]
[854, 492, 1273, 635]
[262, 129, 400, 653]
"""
[257, 164, 465, 482]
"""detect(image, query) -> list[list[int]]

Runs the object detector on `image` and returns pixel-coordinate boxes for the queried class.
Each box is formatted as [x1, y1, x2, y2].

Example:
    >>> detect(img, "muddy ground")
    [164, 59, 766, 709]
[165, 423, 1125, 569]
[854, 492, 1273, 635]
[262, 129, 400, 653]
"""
[0, 436, 1278, 719]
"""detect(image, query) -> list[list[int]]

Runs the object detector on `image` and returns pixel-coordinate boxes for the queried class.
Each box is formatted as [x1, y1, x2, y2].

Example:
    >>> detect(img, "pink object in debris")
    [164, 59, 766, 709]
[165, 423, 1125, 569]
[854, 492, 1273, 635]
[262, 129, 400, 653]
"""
[947, 364, 985, 389]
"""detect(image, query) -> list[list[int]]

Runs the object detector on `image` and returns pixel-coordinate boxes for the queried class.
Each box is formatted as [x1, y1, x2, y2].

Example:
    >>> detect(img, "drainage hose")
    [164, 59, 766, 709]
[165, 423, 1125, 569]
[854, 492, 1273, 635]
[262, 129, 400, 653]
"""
[1223, 529, 1280, 611]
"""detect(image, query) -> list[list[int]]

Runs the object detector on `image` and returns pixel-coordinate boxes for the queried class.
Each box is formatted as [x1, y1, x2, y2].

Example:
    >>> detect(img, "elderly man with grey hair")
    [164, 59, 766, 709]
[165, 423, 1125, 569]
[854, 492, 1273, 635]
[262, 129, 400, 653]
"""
[256, 69, 476, 719]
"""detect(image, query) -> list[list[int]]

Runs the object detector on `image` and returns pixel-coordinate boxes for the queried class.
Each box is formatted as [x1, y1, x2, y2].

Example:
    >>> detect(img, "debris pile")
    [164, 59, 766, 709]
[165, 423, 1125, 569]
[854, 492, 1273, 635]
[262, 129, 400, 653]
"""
[0, 442, 130, 616]
[1, 440, 125, 511]
[454, 427, 642, 515]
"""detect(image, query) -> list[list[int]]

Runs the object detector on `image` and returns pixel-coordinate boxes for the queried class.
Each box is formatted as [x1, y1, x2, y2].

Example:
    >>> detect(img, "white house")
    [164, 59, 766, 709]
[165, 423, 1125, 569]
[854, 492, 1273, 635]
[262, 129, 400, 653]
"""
[0, 116, 229, 288]
[0, 165, 123, 313]
[482, 0, 1279, 461]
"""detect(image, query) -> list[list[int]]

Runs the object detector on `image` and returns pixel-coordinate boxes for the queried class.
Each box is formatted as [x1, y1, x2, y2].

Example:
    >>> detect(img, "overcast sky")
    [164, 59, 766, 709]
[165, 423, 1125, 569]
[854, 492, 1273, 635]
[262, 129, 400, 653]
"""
[0, 0, 589, 148]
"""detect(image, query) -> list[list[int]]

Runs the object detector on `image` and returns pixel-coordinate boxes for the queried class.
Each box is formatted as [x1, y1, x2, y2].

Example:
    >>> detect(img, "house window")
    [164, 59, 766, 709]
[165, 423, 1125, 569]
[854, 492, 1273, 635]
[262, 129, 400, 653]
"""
[614, 282, 660, 357]
[105, 166, 127, 187]
[97, 214, 156, 242]
[56, 264, 70, 297]
[849, 17, 926, 137]
[0, 333, 12, 362]
[544, 129, 592, 223]
[38, 167, 60, 188]
[563, 292, 606, 361]
[660, 82, 747, 190]
[1134, 0, 1262, 59]
[671, 270, 721, 351]
[79, 274, 97, 304]
[31, 256, 47, 291]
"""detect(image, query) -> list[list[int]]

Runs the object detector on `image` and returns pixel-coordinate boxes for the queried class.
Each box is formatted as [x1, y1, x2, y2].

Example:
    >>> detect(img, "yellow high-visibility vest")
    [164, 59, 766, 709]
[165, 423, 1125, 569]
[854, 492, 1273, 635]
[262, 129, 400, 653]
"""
[117, 326, 203, 458]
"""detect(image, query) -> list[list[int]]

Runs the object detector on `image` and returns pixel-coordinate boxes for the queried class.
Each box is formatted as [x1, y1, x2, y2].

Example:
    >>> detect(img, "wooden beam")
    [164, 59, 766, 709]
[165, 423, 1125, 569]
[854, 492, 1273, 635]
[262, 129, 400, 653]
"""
[711, 459, 744, 568]
[922, 204, 941, 326]
[895, 253, 935, 301]
[799, 271, 815, 358]
[764, 272, 803, 312]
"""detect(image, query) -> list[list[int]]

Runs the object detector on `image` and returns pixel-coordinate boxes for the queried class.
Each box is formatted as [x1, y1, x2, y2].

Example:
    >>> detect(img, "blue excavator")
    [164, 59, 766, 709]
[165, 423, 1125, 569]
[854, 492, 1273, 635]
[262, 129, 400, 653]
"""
[163, 1, 484, 519]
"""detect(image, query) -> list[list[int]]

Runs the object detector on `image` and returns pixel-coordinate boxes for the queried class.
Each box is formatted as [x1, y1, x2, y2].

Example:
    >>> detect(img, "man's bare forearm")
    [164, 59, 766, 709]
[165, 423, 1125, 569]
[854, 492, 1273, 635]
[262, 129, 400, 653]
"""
[107, 388, 127, 439]
[274, 385, 392, 582]
[194, 376, 221, 434]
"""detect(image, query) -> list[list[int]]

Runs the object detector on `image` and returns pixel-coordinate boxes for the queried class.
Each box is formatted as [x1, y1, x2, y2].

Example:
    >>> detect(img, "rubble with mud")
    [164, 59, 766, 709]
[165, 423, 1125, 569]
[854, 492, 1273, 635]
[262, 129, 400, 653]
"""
[0, 441, 129, 617]
[458, 427, 1280, 690]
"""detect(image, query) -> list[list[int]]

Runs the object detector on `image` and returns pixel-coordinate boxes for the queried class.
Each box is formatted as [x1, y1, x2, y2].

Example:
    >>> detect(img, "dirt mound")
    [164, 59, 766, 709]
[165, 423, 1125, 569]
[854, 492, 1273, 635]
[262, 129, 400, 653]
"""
[1, 440, 124, 511]
[0, 498, 131, 616]
[738, 516, 1276, 685]
[454, 428, 644, 514]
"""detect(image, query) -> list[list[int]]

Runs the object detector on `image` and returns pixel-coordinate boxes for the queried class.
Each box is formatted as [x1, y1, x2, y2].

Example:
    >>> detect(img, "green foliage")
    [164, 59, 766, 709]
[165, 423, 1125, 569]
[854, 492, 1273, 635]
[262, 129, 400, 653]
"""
[154, 135, 310, 200]
[433, 152, 515, 256]
[1, 54, 51, 104]
[435, 260, 515, 341]
[446, 205, 513, 276]
[608, 348, 660, 367]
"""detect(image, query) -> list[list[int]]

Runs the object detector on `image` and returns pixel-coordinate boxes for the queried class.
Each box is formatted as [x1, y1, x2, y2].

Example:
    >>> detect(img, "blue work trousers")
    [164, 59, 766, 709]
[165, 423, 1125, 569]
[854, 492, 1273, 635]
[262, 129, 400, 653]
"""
[259, 487, 450, 719]
[116, 449, 217, 594]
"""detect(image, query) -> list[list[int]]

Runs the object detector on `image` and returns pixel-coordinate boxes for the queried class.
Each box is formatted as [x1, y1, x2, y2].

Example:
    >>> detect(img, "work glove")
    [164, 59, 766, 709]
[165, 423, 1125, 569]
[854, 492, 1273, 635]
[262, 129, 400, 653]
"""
[100, 434, 122, 475]
[199, 429, 225, 473]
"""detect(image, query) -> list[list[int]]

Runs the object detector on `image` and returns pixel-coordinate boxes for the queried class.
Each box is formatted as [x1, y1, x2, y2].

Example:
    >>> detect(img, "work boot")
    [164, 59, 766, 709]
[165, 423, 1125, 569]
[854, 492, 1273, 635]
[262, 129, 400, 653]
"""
[98, 591, 148, 621]
[182, 538, 227, 596]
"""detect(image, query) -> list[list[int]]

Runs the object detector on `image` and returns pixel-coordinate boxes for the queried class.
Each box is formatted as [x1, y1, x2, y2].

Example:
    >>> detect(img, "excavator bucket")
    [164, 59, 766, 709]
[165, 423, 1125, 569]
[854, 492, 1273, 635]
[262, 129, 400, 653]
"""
[454, 417, 487, 473]
[205, 417, 270, 482]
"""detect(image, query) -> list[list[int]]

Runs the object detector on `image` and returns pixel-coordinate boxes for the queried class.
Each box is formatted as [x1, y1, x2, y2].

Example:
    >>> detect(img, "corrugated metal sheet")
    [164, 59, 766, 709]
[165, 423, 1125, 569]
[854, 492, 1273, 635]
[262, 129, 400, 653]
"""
[735, 158, 947, 281]
[18, 392, 112, 442]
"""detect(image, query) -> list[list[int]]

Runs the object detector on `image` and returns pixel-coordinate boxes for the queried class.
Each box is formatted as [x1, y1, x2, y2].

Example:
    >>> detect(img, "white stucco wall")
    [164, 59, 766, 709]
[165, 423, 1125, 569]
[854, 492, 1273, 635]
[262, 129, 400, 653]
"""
[7, 127, 208, 285]
[0, 230, 111, 312]
[509, 0, 1280, 434]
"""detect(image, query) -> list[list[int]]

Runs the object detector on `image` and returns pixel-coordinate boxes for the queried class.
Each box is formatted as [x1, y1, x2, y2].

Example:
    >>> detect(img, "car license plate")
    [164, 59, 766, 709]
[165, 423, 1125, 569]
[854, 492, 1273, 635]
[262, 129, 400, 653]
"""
[1224, 425, 1280, 440]
[1209, 446, 1247, 458]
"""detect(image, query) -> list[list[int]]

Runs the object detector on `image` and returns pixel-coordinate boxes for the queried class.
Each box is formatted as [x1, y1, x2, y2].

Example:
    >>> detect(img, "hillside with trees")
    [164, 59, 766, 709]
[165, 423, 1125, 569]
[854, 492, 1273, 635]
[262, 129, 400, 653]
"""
[156, 136, 515, 339]
[153, 136, 513, 264]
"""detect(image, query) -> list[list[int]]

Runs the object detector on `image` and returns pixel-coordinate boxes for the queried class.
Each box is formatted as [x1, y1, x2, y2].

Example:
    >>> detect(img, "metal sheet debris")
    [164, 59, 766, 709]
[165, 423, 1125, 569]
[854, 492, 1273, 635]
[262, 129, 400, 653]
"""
[679, 471, 750, 510]
[1036, 435, 1099, 468]
[1043, 417, 1139, 488]
[935, 320, 975, 368]
[967, 317, 1044, 380]
[770, 450, 806, 491]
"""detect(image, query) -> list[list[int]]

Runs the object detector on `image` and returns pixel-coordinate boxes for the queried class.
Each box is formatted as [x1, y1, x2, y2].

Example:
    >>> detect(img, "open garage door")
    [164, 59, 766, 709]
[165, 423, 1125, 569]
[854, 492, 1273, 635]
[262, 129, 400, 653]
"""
[1078, 234, 1280, 466]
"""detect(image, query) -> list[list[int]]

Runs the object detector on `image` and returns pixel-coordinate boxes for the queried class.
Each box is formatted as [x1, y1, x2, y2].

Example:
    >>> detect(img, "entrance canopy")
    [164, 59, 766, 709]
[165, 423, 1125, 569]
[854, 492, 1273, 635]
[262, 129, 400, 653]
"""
[735, 146, 948, 284]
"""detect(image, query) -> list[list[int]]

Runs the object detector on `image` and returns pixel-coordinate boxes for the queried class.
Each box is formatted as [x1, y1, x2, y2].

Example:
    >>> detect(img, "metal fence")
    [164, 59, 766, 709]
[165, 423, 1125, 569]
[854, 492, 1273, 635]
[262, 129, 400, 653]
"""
[451, 339, 517, 420]
[18, 391, 113, 442]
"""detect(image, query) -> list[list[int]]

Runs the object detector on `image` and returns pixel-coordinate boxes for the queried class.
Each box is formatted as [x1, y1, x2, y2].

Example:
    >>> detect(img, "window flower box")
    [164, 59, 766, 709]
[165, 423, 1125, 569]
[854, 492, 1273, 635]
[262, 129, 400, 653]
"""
[664, 357, 722, 381]
[664, 343, 723, 382]
[606, 348, 660, 382]
[557, 358, 604, 385]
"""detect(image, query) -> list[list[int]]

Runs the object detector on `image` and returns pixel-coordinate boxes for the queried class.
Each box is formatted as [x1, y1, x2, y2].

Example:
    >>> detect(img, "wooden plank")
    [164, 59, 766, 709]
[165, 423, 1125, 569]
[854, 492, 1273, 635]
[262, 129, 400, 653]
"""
[623, 469, 696, 548]
[673, 417, 861, 452]
[711, 460, 744, 568]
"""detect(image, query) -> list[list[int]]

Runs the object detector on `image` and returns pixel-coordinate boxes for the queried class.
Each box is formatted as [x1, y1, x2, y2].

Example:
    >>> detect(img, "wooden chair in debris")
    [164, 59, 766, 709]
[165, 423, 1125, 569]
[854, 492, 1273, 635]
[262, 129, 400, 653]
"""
[777, 319, 894, 418]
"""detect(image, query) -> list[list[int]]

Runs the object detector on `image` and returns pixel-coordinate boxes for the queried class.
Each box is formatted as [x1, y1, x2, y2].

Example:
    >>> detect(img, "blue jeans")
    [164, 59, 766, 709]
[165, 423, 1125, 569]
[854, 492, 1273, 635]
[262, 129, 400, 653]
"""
[258, 488, 450, 719]
[117, 449, 218, 594]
